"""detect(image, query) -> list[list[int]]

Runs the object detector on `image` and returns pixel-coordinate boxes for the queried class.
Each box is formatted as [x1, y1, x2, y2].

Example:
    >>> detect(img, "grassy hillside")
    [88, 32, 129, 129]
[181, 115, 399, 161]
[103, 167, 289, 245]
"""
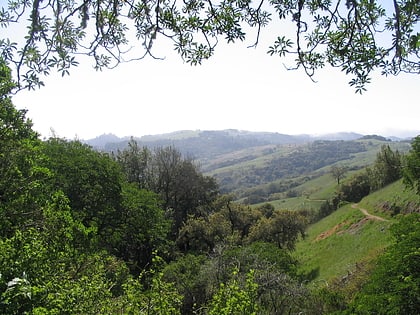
[294, 180, 420, 284]
[250, 172, 338, 211]
[235, 139, 410, 209]
[358, 179, 420, 216]
[295, 203, 391, 282]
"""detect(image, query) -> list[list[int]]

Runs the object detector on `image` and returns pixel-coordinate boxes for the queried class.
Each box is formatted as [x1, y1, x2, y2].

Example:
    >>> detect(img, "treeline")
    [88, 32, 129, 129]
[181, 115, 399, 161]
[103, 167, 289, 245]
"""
[1, 58, 420, 314]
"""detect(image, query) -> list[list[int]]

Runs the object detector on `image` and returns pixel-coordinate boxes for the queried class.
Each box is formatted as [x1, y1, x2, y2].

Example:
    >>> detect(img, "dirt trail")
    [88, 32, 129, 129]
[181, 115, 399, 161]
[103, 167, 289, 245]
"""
[314, 203, 388, 242]
[351, 204, 388, 222]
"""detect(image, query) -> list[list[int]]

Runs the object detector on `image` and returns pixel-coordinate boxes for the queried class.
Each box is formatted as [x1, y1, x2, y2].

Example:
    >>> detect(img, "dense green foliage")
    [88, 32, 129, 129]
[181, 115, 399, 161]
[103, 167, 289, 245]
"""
[1, 60, 182, 313]
[208, 269, 259, 315]
[117, 184, 171, 273]
[367, 144, 403, 190]
[115, 139, 219, 238]
[1, 1, 419, 91]
[0, 66, 50, 238]
[337, 172, 371, 203]
[0, 192, 123, 314]
[42, 138, 123, 246]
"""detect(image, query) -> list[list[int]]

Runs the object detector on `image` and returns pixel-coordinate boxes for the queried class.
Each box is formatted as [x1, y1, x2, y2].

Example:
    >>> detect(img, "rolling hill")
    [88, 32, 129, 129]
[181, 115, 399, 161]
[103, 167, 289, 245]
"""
[84, 130, 413, 205]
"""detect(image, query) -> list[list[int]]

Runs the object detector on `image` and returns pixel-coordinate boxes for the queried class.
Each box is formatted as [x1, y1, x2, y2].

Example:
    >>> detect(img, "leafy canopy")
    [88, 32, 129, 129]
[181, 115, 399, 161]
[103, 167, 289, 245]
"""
[0, 58, 51, 238]
[1, 0, 419, 92]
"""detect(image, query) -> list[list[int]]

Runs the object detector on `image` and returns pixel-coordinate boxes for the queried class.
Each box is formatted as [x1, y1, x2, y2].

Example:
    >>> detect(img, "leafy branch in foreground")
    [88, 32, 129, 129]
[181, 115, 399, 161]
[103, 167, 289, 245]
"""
[208, 268, 259, 315]
[0, 0, 418, 92]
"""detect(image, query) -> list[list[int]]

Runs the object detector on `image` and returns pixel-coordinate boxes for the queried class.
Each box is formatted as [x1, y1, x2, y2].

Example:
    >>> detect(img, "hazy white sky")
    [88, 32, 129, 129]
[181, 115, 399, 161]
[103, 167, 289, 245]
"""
[11, 22, 420, 140]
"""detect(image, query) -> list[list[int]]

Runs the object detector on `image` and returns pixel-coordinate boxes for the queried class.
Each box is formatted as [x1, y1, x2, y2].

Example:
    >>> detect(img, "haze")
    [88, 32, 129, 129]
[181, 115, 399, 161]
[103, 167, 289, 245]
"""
[13, 39, 420, 140]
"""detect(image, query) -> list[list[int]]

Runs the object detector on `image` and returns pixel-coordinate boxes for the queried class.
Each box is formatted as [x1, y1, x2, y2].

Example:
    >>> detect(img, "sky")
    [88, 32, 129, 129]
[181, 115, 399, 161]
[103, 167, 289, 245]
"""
[10, 12, 420, 140]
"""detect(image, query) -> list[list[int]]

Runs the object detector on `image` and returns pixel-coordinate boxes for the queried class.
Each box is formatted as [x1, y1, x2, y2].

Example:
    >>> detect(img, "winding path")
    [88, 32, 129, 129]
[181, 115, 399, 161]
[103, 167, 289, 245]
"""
[351, 203, 388, 222]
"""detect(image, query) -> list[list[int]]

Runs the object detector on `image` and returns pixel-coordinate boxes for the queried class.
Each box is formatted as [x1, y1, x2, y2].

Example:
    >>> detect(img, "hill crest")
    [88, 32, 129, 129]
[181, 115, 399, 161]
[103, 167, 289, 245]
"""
[84, 129, 367, 151]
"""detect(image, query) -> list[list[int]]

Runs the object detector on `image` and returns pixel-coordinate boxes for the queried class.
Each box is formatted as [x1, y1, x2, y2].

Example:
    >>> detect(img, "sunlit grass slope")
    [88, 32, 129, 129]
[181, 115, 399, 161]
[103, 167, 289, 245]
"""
[293, 180, 419, 283]
[295, 203, 392, 283]
[357, 179, 420, 218]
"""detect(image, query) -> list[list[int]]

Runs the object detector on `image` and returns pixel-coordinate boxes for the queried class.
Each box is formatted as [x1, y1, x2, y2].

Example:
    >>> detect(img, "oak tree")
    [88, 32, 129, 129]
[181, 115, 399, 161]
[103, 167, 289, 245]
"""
[247, 209, 307, 250]
[331, 165, 347, 185]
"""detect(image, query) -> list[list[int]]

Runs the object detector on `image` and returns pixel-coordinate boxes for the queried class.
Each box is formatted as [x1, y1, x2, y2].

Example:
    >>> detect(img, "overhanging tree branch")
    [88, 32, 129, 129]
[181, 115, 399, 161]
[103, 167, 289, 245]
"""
[0, 0, 419, 92]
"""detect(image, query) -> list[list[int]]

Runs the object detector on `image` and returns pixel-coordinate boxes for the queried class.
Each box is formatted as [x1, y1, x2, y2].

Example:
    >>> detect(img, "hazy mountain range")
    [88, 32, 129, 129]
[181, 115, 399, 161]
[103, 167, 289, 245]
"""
[83, 129, 414, 155]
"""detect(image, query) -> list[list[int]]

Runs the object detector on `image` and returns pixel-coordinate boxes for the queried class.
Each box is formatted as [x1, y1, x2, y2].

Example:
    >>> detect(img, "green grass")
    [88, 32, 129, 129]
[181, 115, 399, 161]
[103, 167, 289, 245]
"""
[205, 143, 300, 175]
[262, 197, 324, 211]
[252, 172, 339, 210]
[294, 180, 419, 284]
[294, 203, 393, 283]
[298, 173, 337, 200]
[358, 180, 420, 217]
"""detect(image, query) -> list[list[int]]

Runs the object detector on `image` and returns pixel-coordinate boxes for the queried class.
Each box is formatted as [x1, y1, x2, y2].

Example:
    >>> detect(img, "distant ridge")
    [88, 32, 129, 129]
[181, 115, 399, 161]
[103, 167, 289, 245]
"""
[85, 130, 363, 145]
[84, 129, 309, 153]
[83, 129, 414, 154]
